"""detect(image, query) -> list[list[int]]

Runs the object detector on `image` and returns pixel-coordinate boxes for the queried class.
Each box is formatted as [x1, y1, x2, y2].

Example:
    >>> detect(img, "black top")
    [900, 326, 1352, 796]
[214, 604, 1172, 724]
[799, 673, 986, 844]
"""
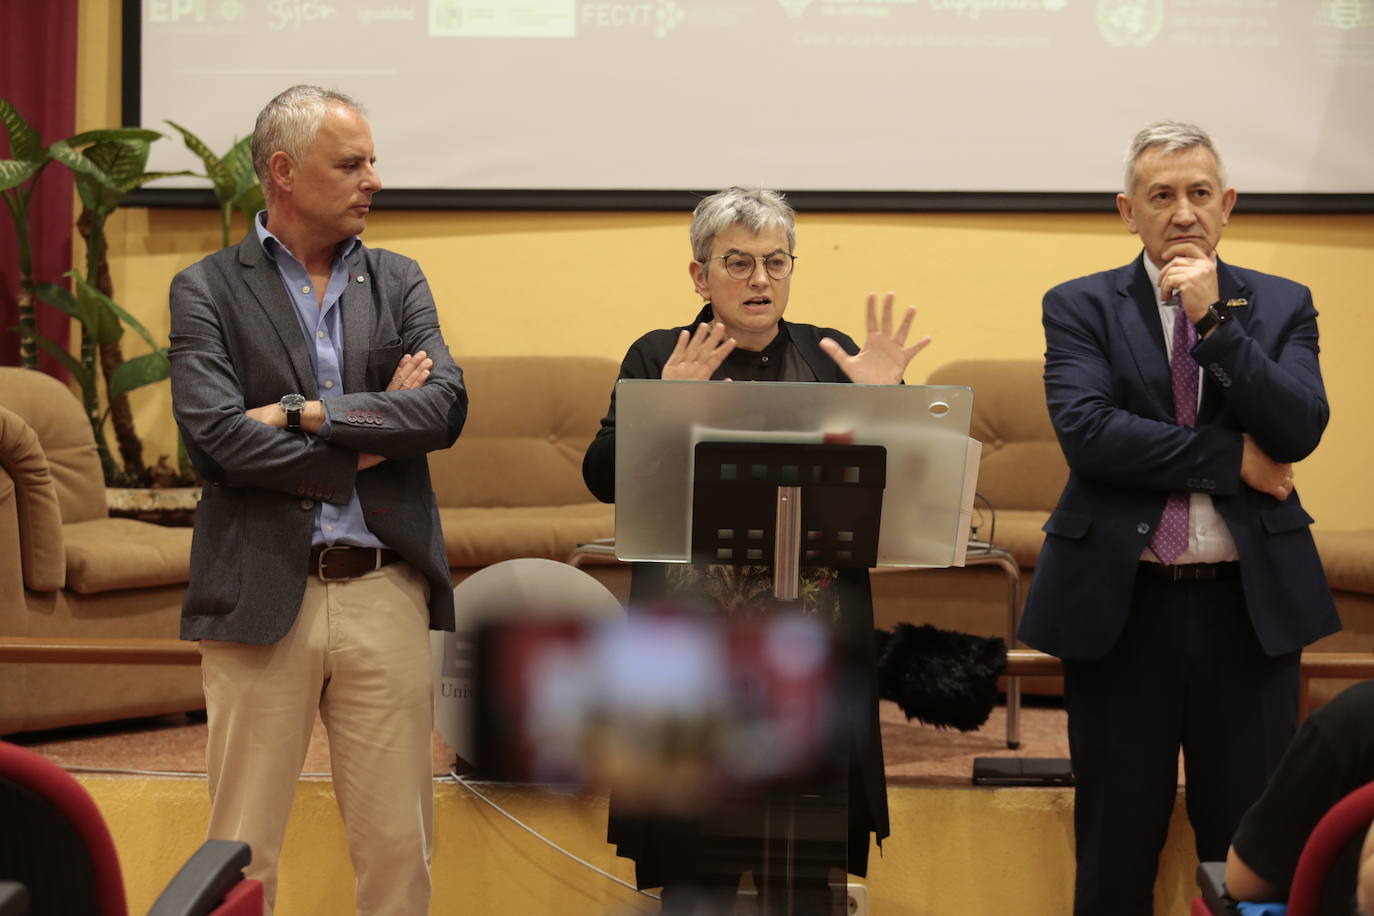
[716, 326, 801, 382]
[1231, 680, 1374, 915]
[583, 303, 859, 503]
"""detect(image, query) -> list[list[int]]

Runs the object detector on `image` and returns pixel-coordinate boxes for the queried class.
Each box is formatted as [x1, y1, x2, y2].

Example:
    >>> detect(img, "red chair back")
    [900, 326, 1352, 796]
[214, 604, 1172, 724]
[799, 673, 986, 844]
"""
[0, 740, 129, 916]
[1288, 779, 1374, 916]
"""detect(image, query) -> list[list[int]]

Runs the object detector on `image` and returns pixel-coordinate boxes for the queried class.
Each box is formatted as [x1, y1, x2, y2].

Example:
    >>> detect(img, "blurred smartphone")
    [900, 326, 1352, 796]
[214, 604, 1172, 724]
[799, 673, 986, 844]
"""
[471, 611, 849, 814]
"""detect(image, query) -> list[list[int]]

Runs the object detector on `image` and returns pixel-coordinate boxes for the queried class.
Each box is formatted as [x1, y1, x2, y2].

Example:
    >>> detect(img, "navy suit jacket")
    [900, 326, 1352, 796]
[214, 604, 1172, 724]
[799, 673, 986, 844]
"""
[1018, 254, 1339, 662]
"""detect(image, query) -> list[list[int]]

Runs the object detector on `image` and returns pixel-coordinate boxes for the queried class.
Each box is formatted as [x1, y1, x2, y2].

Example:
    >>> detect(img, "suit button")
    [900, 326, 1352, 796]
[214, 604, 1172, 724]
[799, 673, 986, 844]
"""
[300, 499, 314, 510]
[1137, 522, 1150, 535]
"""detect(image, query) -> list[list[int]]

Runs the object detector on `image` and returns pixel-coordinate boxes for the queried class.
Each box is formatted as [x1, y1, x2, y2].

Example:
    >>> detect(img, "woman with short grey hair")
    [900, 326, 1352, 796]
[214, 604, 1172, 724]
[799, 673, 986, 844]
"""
[583, 186, 931, 915]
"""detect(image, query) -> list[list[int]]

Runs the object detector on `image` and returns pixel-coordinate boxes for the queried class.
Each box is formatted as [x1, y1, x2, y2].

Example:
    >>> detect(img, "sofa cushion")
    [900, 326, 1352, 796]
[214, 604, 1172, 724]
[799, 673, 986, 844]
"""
[429, 355, 617, 510]
[0, 368, 107, 525]
[439, 503, 614, 569]
[1313, 529, 1374, 596]
[974, 508, 1050, 569]
[0, 406, 65, 591]
[62, 518, 193, 594]
[926, 360, 1067, 513]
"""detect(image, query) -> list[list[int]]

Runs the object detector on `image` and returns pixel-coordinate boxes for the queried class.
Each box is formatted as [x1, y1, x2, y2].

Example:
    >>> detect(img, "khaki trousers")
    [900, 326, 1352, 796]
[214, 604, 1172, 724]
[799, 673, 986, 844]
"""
[200, 562, 435, 916]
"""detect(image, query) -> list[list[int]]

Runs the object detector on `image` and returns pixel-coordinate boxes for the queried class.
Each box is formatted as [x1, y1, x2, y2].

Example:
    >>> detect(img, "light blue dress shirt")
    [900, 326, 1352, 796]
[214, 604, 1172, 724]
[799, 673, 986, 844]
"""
[254, 212, 385, 549]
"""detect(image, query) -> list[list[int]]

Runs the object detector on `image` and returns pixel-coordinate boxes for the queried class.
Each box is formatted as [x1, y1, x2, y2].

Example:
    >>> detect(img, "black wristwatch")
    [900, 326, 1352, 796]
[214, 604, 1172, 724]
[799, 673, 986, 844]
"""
[279, 393, 305, 431]
[1191, 300, 1231, 337]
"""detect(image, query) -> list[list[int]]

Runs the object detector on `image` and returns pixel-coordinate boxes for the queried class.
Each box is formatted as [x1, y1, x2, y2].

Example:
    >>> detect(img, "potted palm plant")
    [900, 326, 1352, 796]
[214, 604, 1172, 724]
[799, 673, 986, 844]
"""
[2, 99, 263, 523]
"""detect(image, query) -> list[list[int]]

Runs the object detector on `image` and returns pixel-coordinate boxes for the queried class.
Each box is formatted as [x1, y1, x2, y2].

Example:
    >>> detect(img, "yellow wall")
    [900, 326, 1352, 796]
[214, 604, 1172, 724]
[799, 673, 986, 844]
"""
[77, 0, 1374, 529]
[83, 775, 1202, 916]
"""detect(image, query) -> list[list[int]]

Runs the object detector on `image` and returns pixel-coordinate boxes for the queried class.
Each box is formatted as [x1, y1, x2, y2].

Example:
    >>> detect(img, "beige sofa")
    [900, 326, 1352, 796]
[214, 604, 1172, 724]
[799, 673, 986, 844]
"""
[0, 357, 627, 735]
[425, 355, 622, 595]
[0, 367, 200, 734]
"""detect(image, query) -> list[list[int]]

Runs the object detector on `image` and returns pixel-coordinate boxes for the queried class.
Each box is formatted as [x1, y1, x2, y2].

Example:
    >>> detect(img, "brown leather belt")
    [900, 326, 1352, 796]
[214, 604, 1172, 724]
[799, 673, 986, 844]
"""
[309, 545, 401, 582]
[1137, 561, 1239, 583]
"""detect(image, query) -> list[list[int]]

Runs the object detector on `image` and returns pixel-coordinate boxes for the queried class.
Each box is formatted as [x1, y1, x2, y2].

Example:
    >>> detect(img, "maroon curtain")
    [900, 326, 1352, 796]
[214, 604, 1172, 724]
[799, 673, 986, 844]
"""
[0, 0, 79, 374]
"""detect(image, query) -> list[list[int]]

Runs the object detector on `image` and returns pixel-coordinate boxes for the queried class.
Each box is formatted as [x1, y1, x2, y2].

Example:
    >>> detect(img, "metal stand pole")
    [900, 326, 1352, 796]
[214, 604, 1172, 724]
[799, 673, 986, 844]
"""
[773, 486, 802, 600]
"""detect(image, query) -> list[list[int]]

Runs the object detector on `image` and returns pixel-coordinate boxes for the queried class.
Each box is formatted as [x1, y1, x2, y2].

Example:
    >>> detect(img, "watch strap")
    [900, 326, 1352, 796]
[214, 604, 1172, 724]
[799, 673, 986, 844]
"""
[1192, 300, 1229, 336]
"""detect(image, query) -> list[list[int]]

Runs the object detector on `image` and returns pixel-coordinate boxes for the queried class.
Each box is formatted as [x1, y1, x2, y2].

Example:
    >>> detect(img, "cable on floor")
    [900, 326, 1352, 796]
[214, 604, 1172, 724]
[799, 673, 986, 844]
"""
[446, 766, 660, 902]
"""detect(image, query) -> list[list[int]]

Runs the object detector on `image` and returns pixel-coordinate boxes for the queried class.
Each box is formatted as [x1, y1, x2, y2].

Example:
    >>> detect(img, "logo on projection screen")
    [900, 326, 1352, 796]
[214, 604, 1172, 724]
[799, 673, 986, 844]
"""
[1315, 0, 1374, 30]
[655, 0, 686, 37]
[1096, 0, 1164, 47]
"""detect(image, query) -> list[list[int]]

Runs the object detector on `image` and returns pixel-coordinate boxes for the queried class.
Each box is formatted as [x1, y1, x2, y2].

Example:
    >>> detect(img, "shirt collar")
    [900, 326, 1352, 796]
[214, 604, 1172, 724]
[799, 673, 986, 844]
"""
[1141, 252, 1168, 306]
[254, 210, 361, 265]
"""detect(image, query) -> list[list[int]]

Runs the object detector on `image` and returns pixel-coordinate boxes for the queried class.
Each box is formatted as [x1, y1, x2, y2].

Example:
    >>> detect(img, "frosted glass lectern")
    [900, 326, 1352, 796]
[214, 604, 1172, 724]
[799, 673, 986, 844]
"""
[614, 379, 976, 582]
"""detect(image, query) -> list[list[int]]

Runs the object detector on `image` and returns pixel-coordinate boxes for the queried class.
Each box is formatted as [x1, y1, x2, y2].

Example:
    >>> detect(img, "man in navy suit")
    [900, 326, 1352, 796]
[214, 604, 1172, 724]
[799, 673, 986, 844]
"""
[1018, 121, 1339, 915]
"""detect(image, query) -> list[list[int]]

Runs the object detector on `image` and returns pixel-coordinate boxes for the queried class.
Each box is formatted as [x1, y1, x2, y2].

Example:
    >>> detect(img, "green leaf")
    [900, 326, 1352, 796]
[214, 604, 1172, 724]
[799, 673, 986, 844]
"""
[33, 334, 93, 392]
[166, 120, 234, 200]
[45, 142, 116, 186]
[115, 169, 195, 194]
[68, 274, 123, 345]
[64, 127, 162, 148]
[35, 281, 89, 325]
[72, 143, 125, 213]
[74, 273, 163, 352]
[64, 274, 125, 348]
[0, 98, 43, 162]
[88, 298, 123, 345]
[109, 351, 171, 398]
[216, 135, 265, 225]
[88, 137, 150, 181]
[0, 158, 40, 192]
[224, 135, 255, 181]
[176, 427, 194, 476]
[234, 182, 265, 220]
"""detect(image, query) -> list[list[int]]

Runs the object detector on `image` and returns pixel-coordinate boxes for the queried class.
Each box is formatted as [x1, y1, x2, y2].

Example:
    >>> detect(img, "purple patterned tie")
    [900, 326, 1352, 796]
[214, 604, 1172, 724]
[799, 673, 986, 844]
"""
[1151, 302, 1199, 565]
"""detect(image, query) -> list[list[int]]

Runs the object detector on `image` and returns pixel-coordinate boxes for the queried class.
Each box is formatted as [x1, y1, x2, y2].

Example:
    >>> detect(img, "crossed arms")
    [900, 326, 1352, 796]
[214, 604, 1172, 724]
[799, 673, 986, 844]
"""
[169, 253, 467, 504]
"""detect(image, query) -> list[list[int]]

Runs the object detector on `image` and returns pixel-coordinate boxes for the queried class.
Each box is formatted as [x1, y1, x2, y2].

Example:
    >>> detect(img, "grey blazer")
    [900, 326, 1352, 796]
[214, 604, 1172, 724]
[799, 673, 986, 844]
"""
[169, 231, 466, 644]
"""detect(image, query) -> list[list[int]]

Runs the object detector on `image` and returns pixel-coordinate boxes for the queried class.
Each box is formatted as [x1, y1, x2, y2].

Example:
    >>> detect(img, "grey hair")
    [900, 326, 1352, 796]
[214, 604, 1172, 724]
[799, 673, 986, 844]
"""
[1123, 120, 1227, 193]
[252, 85, 366, 198]
[690, 187, 796, 267]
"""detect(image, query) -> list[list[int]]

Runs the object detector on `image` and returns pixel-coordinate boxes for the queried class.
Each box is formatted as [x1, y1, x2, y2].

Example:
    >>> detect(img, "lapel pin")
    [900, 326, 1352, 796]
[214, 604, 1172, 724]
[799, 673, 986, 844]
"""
[1225, 298, 1248, 308]
[355, 275, 366, 283]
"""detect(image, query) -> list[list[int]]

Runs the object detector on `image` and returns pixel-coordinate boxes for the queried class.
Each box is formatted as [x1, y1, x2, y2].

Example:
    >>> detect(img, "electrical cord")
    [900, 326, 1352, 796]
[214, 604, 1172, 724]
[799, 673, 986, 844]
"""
[971, 491, 996, 547]
[445, 767, 660, 902]
[57, 762, 660, 901]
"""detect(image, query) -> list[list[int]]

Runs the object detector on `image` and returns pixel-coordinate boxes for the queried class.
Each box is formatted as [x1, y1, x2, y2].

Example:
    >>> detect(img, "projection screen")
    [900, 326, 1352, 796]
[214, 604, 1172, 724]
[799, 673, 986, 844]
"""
[126, 0, 1374, 209]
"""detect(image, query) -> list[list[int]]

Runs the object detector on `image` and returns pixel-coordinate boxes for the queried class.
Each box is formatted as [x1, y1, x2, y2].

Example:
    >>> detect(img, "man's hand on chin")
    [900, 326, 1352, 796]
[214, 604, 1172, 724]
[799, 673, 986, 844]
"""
[1157, 240, 1220, 322]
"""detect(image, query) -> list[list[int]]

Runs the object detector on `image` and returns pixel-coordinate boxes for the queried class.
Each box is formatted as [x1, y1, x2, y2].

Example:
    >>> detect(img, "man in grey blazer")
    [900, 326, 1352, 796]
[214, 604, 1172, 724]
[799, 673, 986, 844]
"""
[169, 85, 466, 915]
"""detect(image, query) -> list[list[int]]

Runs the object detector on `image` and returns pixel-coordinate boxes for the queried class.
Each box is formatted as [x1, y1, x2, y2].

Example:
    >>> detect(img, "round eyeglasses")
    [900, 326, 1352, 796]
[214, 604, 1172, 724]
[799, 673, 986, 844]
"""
[705, 251, 797, 281]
